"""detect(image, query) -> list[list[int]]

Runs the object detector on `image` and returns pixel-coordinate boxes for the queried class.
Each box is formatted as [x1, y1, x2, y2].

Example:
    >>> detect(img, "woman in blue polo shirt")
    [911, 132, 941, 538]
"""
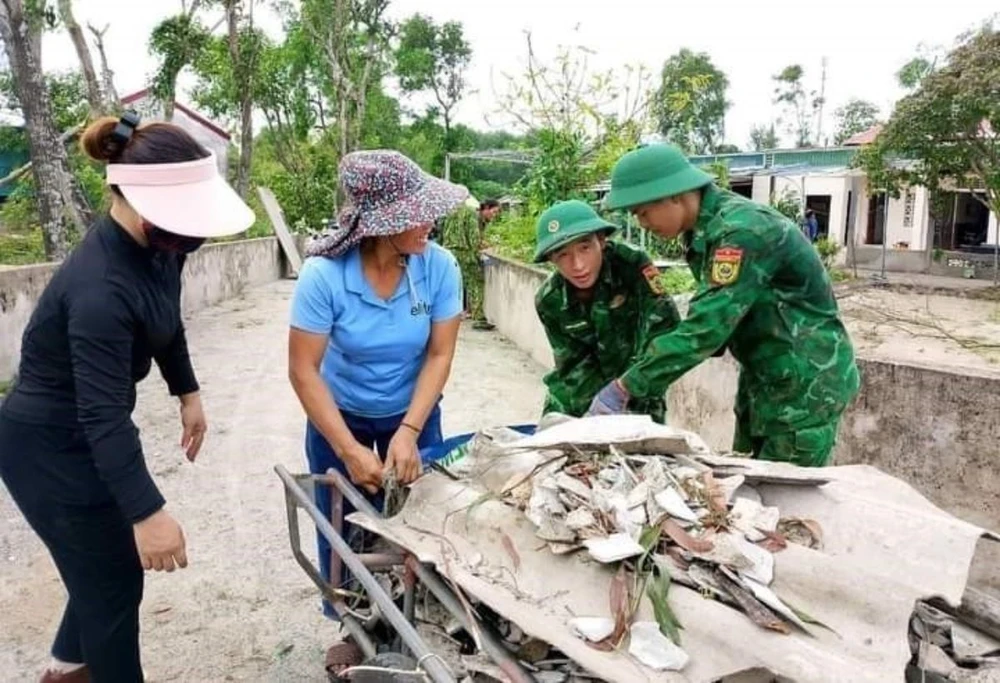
[287, 150, 466, 619]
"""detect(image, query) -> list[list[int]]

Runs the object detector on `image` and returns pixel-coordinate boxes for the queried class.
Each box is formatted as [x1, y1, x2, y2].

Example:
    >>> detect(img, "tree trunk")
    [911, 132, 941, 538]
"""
[57, 0, 105, 115]
[226, 0, 253, 199]
[0, 0, 89, 261]
[88, 23, 120, 108]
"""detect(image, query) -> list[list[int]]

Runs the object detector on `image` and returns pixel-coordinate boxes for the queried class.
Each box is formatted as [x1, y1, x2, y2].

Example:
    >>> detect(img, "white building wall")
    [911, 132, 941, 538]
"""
[986, 211, 1000, 247]
[770, 174, 852, 246]
[751, 175, 770, 204]
[880, 186, 927, 249]
[847, 178, 931, 251]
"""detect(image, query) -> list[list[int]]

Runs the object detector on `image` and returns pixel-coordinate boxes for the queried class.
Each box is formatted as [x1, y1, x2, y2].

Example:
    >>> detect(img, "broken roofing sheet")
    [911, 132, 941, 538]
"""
[349, 415, 995, 682]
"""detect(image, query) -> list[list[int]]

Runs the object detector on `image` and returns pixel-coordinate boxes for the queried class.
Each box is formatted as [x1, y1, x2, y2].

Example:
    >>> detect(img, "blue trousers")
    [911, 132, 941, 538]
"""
[305, 404, 442, 618]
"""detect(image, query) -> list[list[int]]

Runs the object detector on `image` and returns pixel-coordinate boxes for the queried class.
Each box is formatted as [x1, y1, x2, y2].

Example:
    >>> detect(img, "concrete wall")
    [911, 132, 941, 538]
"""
[484, 256, 1000, 530]
[482, 253, 553, 368]
[1, 237, 284, 382]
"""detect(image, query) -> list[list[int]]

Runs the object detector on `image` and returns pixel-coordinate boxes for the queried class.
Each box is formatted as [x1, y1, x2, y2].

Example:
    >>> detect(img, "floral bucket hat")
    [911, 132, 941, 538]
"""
[306, 150, 469, 258]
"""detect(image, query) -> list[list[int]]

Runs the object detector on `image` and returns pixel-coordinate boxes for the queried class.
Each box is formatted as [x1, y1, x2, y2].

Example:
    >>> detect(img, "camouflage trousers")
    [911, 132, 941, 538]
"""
[732, 413, 842, 467]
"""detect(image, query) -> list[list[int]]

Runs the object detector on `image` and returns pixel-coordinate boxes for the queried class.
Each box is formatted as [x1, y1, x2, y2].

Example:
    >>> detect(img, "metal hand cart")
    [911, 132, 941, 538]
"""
[276, 426, 538, 683]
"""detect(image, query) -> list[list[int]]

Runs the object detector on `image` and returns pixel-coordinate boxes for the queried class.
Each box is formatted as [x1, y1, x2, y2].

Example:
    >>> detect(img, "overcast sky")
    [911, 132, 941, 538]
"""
[38, 0, 999, 149]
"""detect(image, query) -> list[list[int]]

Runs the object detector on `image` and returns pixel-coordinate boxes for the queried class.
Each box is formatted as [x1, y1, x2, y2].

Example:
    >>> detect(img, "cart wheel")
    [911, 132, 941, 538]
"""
[325, 640, 363, 681]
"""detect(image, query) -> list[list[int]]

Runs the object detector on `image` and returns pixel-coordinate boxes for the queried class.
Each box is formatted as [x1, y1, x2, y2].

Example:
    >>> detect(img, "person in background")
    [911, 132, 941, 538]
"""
[0, 112, 254, 682]
[804, 209, 820, 243]
[478, 197, 502, 238]
[286, 151, 465, 646]
[587, 144, 859, 467]
[534, 200, 680, 423]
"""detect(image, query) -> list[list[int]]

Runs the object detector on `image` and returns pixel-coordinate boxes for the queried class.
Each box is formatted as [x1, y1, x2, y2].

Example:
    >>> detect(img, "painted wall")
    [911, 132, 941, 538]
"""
[483, 256, 1000, 531]
[1, 237, 284, 383]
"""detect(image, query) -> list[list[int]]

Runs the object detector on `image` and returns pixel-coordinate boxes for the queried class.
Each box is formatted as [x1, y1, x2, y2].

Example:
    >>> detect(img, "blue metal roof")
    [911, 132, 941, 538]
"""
[690, 152, 766, 171]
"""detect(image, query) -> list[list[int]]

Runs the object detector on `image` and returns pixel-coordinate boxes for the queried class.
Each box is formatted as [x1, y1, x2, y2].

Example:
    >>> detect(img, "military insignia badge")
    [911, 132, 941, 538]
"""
[642, 264, 664, 295]
[710, 247, 744, 286]
[610, 294, 627, 309]
[547, 220, 560, 233]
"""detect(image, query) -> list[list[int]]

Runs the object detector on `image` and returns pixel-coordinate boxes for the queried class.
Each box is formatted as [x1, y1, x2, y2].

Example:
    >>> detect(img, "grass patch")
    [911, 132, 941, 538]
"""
[0, 230, 46, 266]
[658, 268, 696, 294]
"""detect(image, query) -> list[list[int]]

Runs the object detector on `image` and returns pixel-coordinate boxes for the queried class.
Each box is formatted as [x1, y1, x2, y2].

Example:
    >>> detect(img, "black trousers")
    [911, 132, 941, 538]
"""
[0, 413, 144, 682]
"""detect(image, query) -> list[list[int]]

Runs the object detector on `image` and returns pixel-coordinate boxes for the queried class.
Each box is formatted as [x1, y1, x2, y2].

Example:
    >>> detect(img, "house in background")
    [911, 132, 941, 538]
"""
[0, 111, 31, 205]
[688, 130, 998, 272]
[120, 89, 231, 177]
[586, 131, 998, 277]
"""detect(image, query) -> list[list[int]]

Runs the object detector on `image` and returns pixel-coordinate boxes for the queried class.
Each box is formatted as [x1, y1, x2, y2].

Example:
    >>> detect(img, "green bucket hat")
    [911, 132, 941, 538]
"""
[604, 144, 714, 211]
[532, 200, 617, 263]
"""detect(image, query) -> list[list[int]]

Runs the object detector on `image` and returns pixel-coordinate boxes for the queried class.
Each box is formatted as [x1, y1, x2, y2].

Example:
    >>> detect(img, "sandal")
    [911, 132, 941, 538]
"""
[325, 640, 364, 681]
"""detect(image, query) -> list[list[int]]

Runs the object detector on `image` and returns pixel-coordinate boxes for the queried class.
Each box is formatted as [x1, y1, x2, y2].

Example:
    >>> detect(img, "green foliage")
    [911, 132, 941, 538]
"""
[438, 207, 485, 318]
[149, 14, 211, 104]
[191, 27, 270, 123]
[833, 99, 880, 145]
[484, 211, 536, 264]
[0, 229, 45, 265]
[0, 147, 104, 240]
[657, 267, 696, 295]
[856, 25, 1000, 227]
[251, 130, 339, 232]
[897, 56, 934, 90]
[770, 187, 802, 222]
[0, 69, 88, 133]
[653, 49, 730, 154]
[773, 65, 822, 148]
[749, 123, 779, 151]
[702, 161, 730, 190]
[519, 129, 588, 212]
[814, 237, 841, 269]
[394, 14, 471, 147]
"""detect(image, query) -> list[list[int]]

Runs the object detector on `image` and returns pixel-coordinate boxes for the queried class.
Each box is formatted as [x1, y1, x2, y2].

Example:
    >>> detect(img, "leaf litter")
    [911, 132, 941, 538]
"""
[496, 442, 828, 673]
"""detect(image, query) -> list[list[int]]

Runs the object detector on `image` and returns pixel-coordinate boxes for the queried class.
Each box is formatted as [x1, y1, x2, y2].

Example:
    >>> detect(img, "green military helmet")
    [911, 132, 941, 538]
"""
[532, 200, 618, 263]
[604, 143, 714, 212]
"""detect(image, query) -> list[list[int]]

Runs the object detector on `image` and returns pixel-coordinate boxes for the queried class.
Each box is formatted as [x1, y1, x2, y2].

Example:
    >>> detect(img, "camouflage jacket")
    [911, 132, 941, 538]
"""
[619, 185, 860, 435]
[536, 241, 681, 422]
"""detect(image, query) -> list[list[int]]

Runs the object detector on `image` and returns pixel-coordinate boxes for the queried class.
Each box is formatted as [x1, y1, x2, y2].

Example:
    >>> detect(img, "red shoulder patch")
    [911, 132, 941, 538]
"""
[709, 247, 744, 286]
[642, 264, 664, 295]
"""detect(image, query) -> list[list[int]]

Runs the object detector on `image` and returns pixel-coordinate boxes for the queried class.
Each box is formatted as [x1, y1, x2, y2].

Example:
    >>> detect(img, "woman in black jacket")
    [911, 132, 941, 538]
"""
[0, 112, 253, 682]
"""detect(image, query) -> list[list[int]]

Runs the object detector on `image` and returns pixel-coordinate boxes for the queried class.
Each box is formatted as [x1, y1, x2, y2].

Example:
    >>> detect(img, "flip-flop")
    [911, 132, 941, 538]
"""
[325, 640, 363, 680]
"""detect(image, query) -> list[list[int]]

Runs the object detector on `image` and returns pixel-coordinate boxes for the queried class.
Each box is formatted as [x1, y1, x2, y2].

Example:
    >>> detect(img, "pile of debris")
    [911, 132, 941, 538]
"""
[500, 445, 826, 671]
[907, 597, 1000, 682]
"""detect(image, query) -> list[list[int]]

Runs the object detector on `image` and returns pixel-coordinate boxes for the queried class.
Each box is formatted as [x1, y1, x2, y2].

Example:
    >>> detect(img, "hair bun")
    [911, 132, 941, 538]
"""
[80, 116, 128, 163]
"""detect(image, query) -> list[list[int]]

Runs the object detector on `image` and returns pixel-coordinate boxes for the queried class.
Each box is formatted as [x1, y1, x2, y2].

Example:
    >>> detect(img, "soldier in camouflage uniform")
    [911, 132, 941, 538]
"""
[587, 144, 860, 467]
[533, 200, 681, 422]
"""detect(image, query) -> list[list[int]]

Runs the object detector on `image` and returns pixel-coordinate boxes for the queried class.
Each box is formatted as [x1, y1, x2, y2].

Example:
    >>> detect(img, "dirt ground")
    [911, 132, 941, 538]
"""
[5, 278, 1000, 681]
[0, 279, 546, 682]
[839, 286, 1000, 375]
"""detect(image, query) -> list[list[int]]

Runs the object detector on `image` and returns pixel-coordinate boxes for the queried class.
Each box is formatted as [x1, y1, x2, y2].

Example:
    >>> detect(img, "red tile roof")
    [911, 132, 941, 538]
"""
[843, 124, 882, 146]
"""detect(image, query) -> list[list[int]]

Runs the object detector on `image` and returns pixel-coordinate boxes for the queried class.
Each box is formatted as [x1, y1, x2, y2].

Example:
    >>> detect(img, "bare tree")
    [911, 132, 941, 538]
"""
[304, 0, 391, 157]
[0, 0, 89, 259]
[87, 23, 119, 108]
[56, 0, 104, 115]
[225, 0, 254, 199]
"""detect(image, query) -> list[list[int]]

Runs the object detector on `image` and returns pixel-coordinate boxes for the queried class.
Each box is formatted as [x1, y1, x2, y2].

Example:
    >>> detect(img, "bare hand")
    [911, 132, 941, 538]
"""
[385, 429, 423, 485]
[134, 509, 188, 572]
[342, 442, 383, 495]
[179, 393, 207, 462]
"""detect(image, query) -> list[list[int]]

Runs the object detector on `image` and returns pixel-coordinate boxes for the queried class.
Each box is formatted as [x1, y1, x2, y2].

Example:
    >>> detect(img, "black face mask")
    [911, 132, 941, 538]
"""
[143, 222, 206, 254]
